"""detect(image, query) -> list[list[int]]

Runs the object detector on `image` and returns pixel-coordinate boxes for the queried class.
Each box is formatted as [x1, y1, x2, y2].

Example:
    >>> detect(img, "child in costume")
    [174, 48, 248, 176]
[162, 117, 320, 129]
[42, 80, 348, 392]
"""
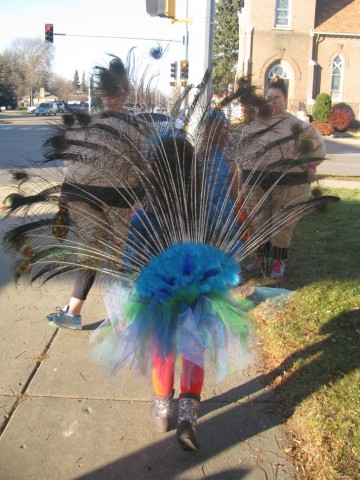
[89, 128, 252, 451]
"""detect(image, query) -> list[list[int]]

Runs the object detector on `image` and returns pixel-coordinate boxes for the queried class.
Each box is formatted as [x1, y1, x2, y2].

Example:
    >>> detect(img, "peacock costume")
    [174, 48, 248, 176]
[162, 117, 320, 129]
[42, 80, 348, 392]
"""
[1, 49, 338, 451]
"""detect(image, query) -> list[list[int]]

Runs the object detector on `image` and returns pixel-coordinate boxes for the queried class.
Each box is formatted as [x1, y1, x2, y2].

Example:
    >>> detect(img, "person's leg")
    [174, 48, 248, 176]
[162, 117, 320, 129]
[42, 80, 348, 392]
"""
[70, 269, 97, 312]
[243, 185, 272, 272]
[150, 349, 176, 433]
[47, 198, 103, 328]
[269, 183, 310, 278]
[177, 358, 204, 452]
[46, 267, 97, 329]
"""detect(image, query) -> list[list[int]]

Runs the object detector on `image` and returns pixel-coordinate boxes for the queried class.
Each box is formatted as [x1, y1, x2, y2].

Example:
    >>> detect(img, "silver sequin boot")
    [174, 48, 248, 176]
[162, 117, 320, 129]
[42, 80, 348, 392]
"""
[176, 393, 200, 451]
[150, 389, 174, 433]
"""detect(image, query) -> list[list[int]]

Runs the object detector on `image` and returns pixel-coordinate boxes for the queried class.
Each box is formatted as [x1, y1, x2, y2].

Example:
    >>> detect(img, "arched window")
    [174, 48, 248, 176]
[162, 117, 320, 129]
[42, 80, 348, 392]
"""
[330, 55, 343, 101]
[268, 64, 289, 82]
[268, 63, 289, 91]
[267, 63, 290, 108]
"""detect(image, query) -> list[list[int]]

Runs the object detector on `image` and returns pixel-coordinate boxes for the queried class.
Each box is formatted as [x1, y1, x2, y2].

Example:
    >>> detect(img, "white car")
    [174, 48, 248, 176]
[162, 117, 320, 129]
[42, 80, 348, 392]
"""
[34, 103, 58, 116]
[27, 106, 37, 114]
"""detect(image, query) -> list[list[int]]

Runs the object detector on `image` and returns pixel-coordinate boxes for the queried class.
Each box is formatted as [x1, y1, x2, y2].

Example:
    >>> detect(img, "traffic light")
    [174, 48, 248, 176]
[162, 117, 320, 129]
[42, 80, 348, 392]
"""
[170, 61, 178, 79]
[146, 0, 176, 19]
[180, 60, 189, 80]
[45, 24, 54, 43]
[158, 0, 176, 19]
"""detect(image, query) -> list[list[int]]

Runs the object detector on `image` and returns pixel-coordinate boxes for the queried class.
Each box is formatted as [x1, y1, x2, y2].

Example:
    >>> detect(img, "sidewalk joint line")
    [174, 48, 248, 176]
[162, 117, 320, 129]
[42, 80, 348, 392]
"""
[0, 329, 58, 437]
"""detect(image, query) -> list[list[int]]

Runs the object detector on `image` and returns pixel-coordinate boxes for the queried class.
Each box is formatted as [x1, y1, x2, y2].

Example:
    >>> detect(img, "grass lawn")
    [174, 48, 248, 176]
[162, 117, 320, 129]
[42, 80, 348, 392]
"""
[244, 186, 360, 480]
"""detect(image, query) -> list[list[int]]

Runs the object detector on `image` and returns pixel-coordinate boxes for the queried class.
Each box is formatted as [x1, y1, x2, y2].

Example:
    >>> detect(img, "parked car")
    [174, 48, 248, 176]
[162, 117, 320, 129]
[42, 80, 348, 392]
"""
[34, 103, 58, 116]
[136, 112, 185, 130]
[123, 102, 146, 113]
[56, 102, 67, 113]
[67, 103, 88, 113]
[27, 106, 37, 114]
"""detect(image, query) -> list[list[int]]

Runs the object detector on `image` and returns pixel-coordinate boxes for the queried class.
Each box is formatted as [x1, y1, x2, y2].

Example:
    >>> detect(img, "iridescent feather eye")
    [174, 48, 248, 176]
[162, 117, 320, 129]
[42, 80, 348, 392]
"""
[47, 134, 67, 150]
[298, 139, 313, 154]
[291, 122, 304, 137]
[11, 171, 28, 182]
[75, 112, 91, 126]
[62, 114, 75, 127]
[258, 102, 273, 119]
[149, 43, 165, 59]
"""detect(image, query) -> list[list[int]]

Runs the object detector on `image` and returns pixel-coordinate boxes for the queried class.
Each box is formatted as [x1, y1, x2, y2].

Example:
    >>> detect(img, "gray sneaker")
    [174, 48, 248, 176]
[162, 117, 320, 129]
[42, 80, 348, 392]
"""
[46, 305, 82, 330]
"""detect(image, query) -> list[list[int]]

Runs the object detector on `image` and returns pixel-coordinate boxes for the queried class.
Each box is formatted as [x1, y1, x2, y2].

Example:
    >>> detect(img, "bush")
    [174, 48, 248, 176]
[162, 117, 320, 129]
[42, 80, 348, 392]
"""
[328, 107, 353, 132]
[312, 92, 332, 122]
[312, 120, 334, 136]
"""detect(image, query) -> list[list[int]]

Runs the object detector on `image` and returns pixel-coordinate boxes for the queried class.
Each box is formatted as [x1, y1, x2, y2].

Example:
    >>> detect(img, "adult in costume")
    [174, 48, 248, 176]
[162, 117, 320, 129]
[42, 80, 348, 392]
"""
[239, 76, 326, 278]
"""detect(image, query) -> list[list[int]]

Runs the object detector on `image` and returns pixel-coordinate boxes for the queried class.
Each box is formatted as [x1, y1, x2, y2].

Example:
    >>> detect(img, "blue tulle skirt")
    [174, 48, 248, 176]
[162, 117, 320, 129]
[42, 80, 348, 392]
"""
[89, 243, 255, 383]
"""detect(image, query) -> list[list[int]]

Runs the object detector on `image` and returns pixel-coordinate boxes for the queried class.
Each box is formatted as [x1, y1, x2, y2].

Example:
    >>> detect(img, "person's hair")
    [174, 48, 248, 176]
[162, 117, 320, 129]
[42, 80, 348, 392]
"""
[146, 135, 201, 231]
[267, 76, 288, 97]
[199, 108, 228, 150]
[94, 56, 130, 97]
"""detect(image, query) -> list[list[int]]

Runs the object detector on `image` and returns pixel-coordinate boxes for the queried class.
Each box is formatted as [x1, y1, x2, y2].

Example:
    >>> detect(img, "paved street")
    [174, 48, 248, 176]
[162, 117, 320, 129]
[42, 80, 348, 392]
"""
[320, 136, 360, 177]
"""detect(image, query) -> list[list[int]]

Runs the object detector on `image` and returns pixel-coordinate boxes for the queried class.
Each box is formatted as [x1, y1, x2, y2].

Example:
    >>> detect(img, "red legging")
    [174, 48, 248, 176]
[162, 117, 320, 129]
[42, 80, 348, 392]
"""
[152, 349, 204, 398]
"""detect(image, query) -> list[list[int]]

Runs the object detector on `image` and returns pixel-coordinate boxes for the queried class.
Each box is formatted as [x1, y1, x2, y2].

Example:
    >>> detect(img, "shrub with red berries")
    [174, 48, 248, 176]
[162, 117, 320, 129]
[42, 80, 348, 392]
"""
[328, 107, 352, 132]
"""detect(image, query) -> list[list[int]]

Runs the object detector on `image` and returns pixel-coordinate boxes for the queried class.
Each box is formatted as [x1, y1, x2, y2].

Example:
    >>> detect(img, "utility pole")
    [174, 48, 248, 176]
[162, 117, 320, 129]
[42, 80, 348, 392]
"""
[206, 0, 215, 101]
[185, 0, 189, 62]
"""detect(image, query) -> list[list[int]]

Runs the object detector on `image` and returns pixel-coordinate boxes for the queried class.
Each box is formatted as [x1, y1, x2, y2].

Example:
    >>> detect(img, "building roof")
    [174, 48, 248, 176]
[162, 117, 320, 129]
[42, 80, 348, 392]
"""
[315, 0, 360, 33]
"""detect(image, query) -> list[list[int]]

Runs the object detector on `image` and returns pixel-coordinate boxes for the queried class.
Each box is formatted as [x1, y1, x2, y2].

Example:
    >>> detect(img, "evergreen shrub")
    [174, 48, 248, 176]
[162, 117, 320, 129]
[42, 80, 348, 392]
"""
[312, 93, 332, 122]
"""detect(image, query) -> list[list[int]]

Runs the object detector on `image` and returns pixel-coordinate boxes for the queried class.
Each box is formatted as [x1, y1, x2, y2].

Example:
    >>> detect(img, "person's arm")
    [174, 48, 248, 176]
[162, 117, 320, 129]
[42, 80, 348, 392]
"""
[297, 122, 326, 182]
[227, 158, 240, 205]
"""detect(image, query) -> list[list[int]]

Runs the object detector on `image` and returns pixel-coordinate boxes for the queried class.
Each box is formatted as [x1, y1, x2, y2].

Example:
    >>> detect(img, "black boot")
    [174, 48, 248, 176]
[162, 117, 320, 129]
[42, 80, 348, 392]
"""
[176, 393, 200, 451]
[150, 389, 174, 433]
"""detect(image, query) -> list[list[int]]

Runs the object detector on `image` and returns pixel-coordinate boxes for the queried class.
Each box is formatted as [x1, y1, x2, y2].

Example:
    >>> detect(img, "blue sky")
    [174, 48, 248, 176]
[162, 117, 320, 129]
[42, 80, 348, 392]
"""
[1, 0, 188, 90]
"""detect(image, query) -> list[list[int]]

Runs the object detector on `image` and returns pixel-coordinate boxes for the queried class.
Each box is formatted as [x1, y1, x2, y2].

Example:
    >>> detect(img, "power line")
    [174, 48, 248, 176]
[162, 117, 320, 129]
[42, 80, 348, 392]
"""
[54, 33, 183, 43]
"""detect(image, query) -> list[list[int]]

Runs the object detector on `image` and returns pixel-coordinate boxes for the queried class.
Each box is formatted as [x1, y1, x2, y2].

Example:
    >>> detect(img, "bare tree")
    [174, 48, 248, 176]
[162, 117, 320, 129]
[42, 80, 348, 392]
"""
[48, 74, 76, 102]
[3, 37, 54, 105]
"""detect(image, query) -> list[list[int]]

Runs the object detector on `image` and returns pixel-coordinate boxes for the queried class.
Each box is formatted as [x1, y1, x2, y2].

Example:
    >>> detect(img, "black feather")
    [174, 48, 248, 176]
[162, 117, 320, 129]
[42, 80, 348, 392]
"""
[62, 114, 76, 127]
[10, 170, 29, 183]
[3, 219, 55, 251]
[75, 111, 91, 126]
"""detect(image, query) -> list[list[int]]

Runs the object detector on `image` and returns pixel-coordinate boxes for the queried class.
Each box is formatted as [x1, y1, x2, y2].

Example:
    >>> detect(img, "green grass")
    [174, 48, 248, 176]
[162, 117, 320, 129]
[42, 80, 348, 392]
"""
[247, 187, 360, 479]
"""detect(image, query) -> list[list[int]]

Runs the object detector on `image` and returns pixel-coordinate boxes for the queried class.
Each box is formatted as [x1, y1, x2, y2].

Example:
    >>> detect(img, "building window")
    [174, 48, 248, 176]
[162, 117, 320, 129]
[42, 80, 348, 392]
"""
[267, 63, 289, 105]
[274, 0, 290, 28]
[268, 63, 289, 82]
[330, 55, 343, 101]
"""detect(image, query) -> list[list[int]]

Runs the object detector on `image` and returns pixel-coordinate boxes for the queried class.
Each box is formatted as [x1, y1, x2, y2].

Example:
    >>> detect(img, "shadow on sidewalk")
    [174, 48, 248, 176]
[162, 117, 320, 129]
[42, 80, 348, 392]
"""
[75, 381, 284, 480]
[75, 309, 359, 479]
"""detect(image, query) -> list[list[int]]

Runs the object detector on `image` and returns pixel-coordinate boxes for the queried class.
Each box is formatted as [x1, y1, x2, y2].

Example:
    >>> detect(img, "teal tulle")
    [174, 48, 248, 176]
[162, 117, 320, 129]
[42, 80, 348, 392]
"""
[136, 242, 240, 300]
[89, 243, 254, 382]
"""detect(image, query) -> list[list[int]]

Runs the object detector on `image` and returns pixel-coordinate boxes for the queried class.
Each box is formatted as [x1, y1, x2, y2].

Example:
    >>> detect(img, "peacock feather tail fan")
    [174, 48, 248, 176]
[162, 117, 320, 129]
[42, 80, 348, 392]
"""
[1, 49, 339, 379]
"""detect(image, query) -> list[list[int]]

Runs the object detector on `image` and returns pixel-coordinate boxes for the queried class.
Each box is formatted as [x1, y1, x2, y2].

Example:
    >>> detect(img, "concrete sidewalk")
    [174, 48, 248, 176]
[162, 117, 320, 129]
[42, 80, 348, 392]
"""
[0, 249, 294, 479]
[318, 178, 360, 189]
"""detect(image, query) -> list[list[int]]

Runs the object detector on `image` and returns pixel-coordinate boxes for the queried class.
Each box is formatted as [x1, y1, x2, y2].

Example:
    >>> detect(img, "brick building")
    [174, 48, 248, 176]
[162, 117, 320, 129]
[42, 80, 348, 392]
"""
[236, 0, 360, 120]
